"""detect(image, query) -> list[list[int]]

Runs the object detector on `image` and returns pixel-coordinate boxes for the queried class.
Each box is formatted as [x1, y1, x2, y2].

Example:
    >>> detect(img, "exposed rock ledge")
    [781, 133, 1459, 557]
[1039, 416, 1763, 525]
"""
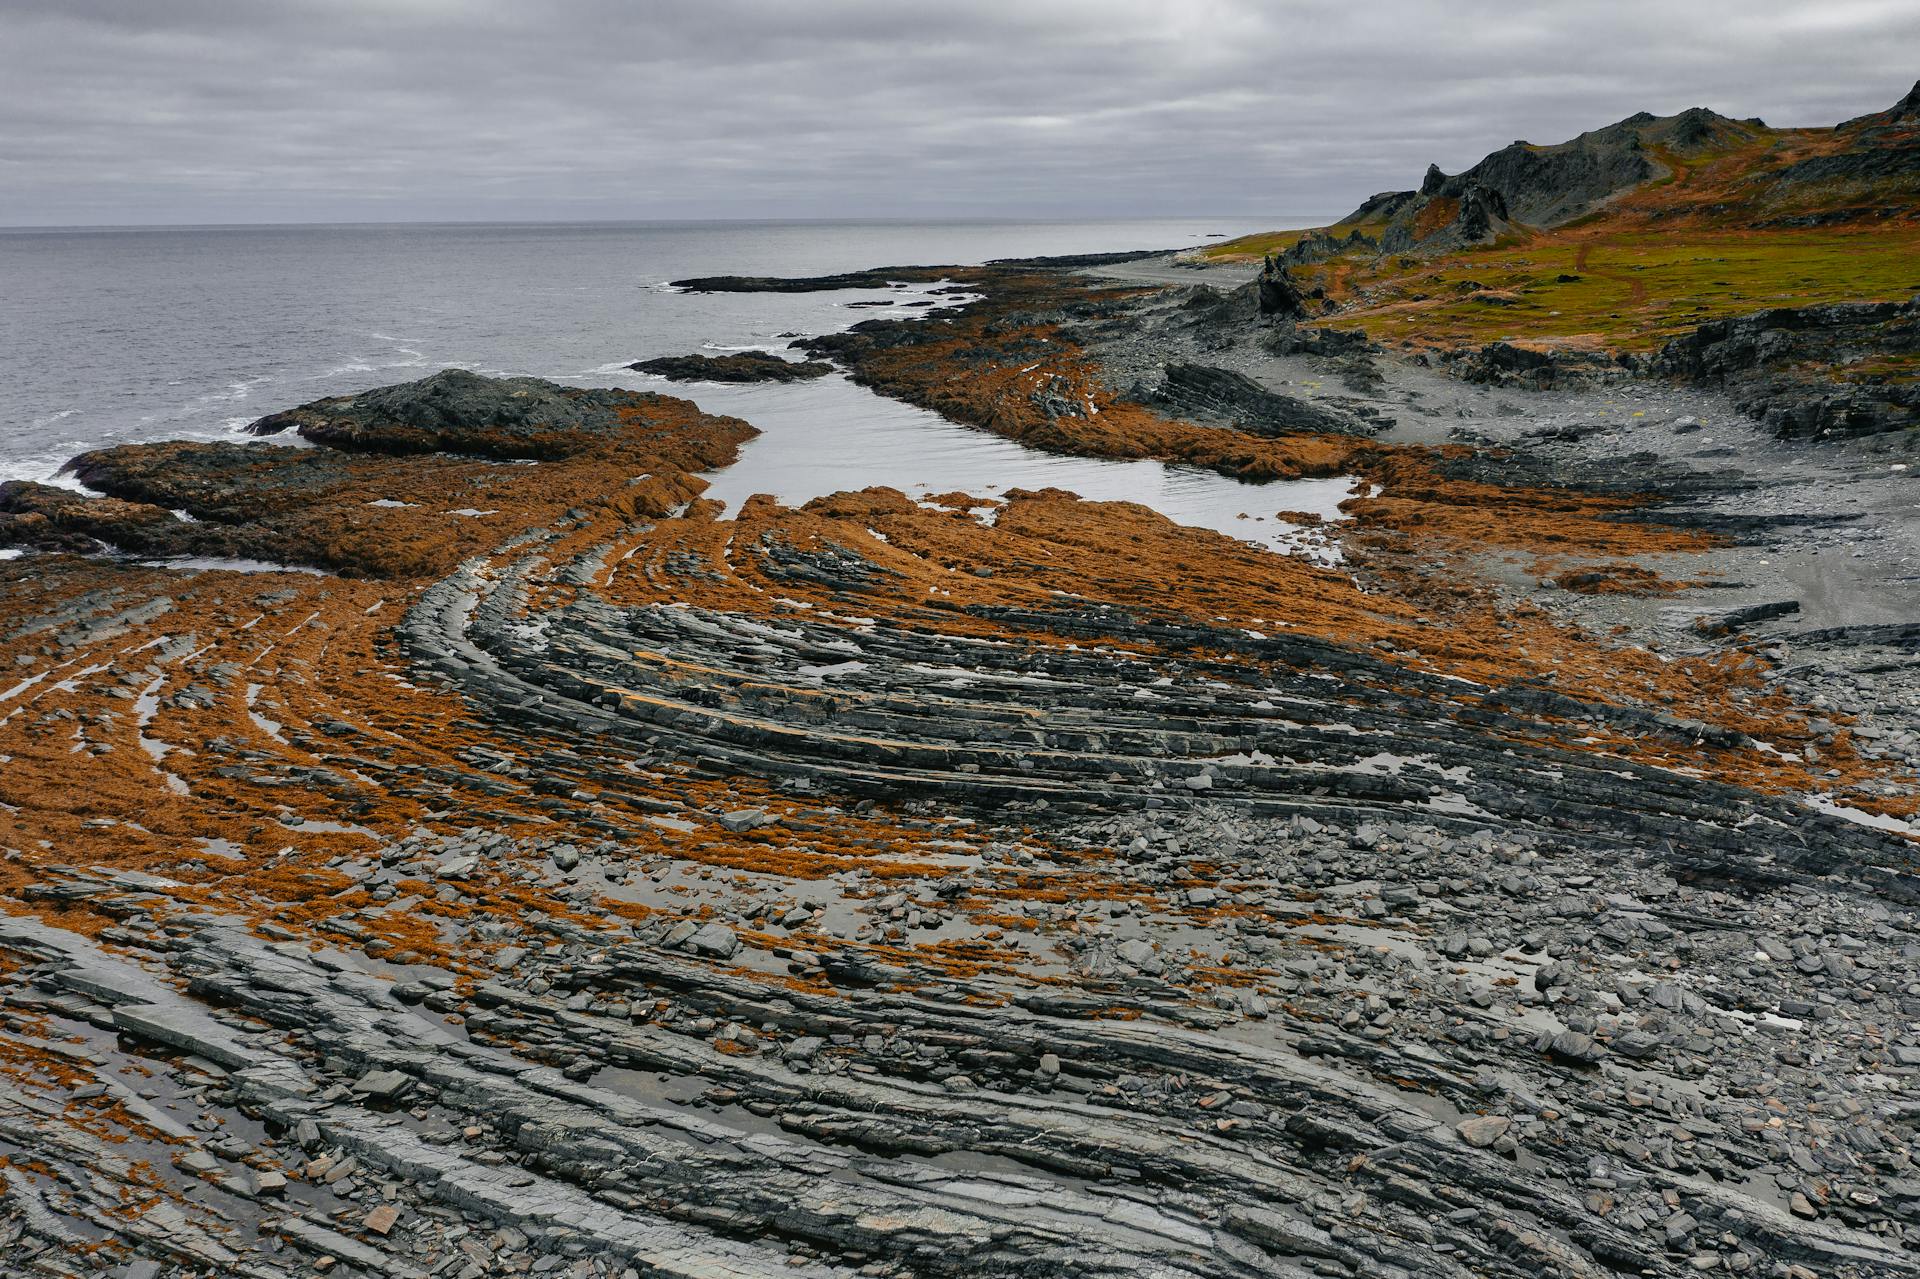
[631, 351, 833, 383]
[1650, 297, 1920, 439]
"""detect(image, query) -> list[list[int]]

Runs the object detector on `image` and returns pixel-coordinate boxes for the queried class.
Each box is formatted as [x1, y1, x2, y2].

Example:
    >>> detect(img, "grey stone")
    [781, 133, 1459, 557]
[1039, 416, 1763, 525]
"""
[686, 922, 740, 959]
[352, 1069, 412, 1100]
[718, 809, 771, 833]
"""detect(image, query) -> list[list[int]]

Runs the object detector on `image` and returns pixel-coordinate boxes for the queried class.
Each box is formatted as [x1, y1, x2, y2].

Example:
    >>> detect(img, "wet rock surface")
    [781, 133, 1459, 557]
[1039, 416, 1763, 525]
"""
[630, 351, 834, 383]
[1, 258, 1917, 1279]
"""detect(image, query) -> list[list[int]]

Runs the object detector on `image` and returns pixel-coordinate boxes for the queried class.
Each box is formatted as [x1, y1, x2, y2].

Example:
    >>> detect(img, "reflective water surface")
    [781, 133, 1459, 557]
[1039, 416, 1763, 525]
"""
[3, 217, 1346, 553]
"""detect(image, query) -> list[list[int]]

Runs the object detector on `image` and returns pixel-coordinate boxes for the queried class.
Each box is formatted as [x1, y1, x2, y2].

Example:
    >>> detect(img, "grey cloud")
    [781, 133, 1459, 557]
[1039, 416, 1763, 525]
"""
[0, 0, 1914, 224]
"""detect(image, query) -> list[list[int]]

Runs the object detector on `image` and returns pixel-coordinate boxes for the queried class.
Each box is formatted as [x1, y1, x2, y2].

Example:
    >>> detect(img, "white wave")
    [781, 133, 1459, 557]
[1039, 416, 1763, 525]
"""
[583, 359, 640, 377]
[0, 446, 92, 490]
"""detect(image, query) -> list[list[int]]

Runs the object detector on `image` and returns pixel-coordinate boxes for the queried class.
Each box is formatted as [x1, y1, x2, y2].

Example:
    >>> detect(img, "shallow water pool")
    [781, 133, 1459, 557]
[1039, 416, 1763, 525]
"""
[607, 360, 1361, 558]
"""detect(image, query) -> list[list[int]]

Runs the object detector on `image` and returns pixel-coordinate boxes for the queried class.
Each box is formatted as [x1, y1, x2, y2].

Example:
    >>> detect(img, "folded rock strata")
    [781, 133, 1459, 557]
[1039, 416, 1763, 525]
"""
[0, 269, 1916, 1279]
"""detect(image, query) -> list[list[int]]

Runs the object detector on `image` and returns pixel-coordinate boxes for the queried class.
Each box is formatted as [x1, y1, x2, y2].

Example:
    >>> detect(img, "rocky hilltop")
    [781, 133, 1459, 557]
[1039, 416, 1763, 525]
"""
[1315, 84, 1919, 258]
[1337, 107, 1763, 254]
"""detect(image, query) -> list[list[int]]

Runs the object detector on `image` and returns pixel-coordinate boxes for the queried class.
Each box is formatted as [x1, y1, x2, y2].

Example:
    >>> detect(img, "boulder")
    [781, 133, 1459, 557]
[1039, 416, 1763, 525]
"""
[1456, 1115, 1512, 1148]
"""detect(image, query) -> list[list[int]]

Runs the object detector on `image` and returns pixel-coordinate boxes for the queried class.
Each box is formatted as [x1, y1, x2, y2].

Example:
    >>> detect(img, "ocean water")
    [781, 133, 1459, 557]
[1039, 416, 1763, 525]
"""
[0, 218, 1346, 551]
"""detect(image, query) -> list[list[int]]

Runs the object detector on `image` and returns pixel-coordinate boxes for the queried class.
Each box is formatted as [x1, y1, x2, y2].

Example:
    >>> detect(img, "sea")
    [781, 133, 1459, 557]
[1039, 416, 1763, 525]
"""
[0, 218, 1351, 552]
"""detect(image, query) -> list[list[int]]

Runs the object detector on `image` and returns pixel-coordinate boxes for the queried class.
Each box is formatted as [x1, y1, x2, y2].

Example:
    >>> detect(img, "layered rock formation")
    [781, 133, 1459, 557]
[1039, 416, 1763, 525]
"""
[1, 253, 1916, 1279]
[1651, 298, 1920, 439]
[1143, 363, 1376, 436]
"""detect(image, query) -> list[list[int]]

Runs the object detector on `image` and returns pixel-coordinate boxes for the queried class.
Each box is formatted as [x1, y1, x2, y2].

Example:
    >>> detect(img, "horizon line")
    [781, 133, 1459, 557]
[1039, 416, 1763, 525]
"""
[0, 213, 1333, 234]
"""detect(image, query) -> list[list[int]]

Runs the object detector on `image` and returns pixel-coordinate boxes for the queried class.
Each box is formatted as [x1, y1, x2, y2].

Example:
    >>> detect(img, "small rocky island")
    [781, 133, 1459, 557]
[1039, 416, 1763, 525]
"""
[0, 86, 1916, 1279]
[630, 350, 834, 382]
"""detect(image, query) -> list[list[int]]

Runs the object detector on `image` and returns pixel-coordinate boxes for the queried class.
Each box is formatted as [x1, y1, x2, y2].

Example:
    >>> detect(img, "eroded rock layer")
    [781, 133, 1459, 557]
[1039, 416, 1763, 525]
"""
[0, 263, 1916, 1279]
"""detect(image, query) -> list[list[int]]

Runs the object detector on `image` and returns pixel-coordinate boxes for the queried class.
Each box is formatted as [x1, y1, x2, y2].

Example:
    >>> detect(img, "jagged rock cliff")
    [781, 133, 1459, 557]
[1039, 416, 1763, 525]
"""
[1650, 297, 1920, 438]
[1339, 106, 1766, 253]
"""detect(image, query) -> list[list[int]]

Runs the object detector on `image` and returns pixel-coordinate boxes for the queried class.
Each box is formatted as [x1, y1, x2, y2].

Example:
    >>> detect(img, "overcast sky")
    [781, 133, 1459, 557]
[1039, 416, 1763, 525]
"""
[2, 0, 1915, 226]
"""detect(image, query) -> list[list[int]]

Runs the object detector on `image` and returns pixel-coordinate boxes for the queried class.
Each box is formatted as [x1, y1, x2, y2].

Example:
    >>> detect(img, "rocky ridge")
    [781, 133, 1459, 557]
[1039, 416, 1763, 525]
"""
[1342, 107, 1766, 254]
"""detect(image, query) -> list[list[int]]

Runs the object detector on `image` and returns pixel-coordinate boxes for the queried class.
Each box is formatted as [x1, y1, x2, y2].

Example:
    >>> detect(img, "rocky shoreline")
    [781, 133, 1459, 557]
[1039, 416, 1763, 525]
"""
[0, 235, 1915, 1279]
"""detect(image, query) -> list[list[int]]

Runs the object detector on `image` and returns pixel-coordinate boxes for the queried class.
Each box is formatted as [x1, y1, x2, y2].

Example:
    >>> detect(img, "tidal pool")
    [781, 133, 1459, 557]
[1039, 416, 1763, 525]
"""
[611, 361, 1361, 559]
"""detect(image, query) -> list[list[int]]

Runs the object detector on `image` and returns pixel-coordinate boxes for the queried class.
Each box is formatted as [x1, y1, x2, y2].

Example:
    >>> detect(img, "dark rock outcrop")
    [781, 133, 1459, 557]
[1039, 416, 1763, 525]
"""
[672, 269, 934, 293]
[5, 371, 750, 575]
[1278, 227, 1379, 267]
[673, 252, 1165, 296]
[1841, 77, 1920, 130]
[1145, 364, 1376, 436]
[1651, 297, 1920, 438]
[1439, 108, 1750, 225]
[1260, 324, 1374, 358]
[0, 480, 201, 558]
[984, 249, 1176, 269]
[1342, 189, 1422, 226]
[1445, 341, 1630, 390]
[1452, 184, 1512, 239]
[1341, 107, 1764, 253]
[1382, 183, 1521, 254]
[247, 369, 680, 459]
[1255, 255, 1311, 319]
[631, 351, 833, 383]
